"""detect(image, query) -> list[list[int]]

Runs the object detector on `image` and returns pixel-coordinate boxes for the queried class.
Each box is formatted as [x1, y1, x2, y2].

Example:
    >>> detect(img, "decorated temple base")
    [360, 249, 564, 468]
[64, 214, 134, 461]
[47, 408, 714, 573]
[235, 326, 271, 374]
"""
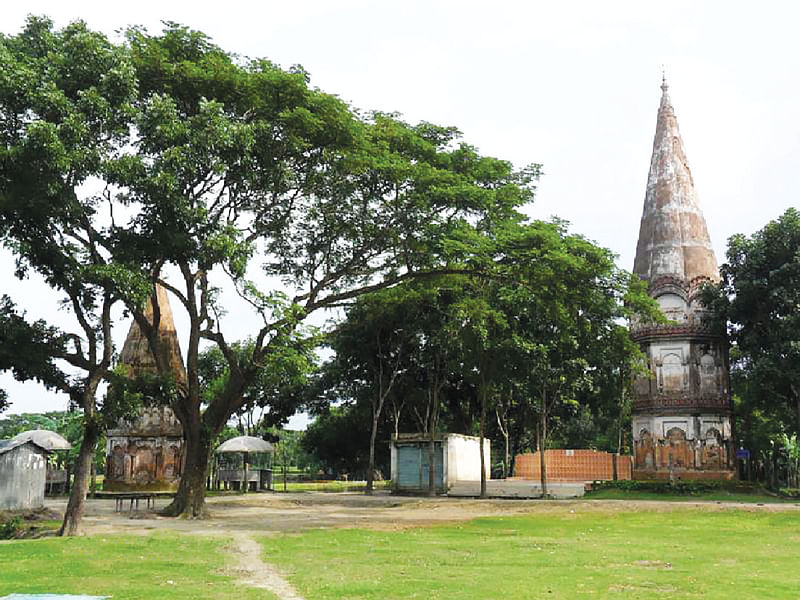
[104, 410, 183, 492]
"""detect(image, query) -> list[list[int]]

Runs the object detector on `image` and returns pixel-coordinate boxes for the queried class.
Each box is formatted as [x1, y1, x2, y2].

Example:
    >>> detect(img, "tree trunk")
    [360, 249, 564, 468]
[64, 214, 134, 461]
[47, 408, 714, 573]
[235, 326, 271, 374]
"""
[366, 409, 380, 495]
[161, 420, 213, 518]
[427, 389, 435, 497]
[495, 404, 510, 479]
[539, 392, 548, 498]
[428, 432, 436, 497]
[503, 424, 510, 479]
[59, 418, 99, 536]
[479, 383, 487, 498]
[795, 391, 800, 442]
[427, 384, 440, 497]
[617, 384, 626, 455]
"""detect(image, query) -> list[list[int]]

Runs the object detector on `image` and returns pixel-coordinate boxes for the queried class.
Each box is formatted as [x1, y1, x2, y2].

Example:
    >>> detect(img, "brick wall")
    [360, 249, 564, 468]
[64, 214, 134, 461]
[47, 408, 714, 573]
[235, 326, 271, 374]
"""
[513, 450, 631, 482]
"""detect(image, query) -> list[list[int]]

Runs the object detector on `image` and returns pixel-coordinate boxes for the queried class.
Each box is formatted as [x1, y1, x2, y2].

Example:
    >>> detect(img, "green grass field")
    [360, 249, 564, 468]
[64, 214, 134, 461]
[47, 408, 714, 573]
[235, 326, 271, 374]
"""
[3, 505, 800, 599]
[0, 533, 276, 600]
[274, 480, 393, 493]
[208, 480, 392, 495]
[263, 509, 800, 599]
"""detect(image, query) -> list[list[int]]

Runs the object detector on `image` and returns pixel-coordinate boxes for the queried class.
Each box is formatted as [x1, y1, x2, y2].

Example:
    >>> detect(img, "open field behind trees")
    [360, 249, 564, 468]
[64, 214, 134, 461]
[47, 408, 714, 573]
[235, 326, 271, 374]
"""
[3, 493, 800, 599]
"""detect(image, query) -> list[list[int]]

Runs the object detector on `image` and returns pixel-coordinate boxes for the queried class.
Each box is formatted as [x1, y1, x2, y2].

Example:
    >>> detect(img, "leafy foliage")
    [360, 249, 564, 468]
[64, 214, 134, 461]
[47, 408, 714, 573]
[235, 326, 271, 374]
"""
[305, 220, 657, 484]
[703, 208, 800, 464]
[0, 17, 146, 533]
[1, 17, 540, 516]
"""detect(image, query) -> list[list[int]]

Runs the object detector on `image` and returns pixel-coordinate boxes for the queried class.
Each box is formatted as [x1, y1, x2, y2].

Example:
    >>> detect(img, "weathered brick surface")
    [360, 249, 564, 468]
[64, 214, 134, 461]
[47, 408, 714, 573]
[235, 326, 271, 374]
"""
[513, 450, 631, 482]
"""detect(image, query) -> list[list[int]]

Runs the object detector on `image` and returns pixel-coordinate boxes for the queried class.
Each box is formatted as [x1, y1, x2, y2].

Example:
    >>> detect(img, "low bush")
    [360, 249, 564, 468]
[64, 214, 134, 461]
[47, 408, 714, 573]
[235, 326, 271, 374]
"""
[588, 479, 763, 496]
[0, 516, 22, 539]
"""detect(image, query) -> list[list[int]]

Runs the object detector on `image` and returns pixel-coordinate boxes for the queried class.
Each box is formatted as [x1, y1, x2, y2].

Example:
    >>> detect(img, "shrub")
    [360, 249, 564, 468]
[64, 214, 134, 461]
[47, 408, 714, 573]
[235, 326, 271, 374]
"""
[0, 516, 22, 540]
[588, 479, 761, 496]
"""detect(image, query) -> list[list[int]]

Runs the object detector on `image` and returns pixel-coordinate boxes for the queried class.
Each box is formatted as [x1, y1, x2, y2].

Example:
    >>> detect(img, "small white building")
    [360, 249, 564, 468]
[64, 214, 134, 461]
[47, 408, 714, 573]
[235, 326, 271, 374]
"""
[0, 439, 49, 510]
[390, 433, 490, 494]
[0, 430, 71, 510]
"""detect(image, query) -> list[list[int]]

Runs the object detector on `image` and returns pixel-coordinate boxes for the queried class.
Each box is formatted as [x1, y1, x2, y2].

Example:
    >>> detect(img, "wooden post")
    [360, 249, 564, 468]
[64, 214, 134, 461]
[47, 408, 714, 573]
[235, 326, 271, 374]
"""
[243, 452, 249, 494]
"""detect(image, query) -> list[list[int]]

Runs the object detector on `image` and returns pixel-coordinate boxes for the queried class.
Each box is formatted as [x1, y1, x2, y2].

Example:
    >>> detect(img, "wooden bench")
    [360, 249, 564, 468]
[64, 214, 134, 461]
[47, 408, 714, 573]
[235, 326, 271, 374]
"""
[113, 493, 156, 513]
[95, 491, 175, 514]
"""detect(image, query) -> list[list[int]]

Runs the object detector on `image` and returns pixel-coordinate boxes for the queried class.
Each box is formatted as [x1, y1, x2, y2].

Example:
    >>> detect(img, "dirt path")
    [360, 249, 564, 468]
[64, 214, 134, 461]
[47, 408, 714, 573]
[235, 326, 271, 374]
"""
[43, 491, 800, 538]
[226, 533, 305, 600]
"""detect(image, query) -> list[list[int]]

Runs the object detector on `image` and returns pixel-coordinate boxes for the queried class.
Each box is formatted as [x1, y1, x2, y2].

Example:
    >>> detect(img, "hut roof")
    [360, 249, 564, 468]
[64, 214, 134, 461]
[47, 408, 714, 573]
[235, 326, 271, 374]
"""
[12, 429, 72, 451]
[0, 438, 49, 456]
[216, 436, 274, 454]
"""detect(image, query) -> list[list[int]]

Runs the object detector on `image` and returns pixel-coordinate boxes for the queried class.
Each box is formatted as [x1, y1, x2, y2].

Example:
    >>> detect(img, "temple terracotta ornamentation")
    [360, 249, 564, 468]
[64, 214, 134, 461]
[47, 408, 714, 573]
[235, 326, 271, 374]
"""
[630, 78, 734, 480]
[104, 285, 186, 491]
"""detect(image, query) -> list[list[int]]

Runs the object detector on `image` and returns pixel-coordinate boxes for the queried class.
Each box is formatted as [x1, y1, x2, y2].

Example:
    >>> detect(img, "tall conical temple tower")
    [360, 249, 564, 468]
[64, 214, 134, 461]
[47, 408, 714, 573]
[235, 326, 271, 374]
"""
[105, 285, 186, 491]
[630, 78, 734, 480]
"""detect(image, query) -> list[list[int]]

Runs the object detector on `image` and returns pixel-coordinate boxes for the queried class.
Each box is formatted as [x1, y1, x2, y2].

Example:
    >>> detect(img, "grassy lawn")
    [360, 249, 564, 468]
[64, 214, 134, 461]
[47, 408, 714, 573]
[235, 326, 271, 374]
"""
[263, 509, 800, 599]
[274, 480, 392, 493]
[0, 533, 276, 600]
[584, 487, 796, 503]
[208, 480, 393, 495]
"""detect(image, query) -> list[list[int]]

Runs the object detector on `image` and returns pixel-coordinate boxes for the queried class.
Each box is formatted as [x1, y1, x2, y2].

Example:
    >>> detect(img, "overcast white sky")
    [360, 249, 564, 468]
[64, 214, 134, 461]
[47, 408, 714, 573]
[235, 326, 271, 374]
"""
[1, 1, 797, 420]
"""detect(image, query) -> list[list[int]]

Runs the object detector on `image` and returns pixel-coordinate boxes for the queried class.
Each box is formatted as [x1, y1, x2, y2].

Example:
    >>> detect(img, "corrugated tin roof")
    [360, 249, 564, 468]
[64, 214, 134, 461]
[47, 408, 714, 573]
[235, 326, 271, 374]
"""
[0, 438, 46, 456]
[13, 430, 71, 451]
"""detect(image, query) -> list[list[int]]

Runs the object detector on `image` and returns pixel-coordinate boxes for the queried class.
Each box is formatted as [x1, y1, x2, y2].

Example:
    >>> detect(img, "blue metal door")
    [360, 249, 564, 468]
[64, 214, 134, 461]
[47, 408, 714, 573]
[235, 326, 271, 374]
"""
[397, 445, 422, 489]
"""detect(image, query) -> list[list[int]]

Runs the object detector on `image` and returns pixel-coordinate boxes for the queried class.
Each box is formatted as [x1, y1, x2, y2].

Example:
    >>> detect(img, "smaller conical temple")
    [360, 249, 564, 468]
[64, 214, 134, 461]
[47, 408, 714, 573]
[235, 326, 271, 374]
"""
[116, 284, 187, 382]
[105, 285, 186, 491]
[630, 79, 734, 480]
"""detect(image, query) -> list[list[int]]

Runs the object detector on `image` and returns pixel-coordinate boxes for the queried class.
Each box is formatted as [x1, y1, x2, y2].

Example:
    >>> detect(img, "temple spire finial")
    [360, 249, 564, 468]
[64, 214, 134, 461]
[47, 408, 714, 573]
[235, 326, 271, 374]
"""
[661, 66, 669, 94]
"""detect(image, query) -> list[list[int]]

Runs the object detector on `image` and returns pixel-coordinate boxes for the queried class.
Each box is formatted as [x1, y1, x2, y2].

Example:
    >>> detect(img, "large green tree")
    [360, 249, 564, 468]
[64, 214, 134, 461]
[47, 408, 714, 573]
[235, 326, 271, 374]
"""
[1, 18, 537, 517]
[704, 208, 800, 460]
[324, 285, 425, 493]
[0, 18, 146, 534]
[117, 26, 534, 516]
[311, 221, 656, 496]
[489, 222, 653, 494]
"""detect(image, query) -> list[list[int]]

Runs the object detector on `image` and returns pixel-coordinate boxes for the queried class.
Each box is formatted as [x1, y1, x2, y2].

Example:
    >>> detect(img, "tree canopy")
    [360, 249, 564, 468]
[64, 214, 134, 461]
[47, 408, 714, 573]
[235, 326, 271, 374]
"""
[0, 17, 539, 517]
[0, 17, 146, 534]
[308, 219, 657, 492]
[703, 208, 800, 462]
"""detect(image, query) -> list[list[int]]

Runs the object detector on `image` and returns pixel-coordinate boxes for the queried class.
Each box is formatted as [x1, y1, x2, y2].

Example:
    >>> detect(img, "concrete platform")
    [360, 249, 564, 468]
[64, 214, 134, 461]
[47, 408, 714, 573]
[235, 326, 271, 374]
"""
[447, 480, 585, 499]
